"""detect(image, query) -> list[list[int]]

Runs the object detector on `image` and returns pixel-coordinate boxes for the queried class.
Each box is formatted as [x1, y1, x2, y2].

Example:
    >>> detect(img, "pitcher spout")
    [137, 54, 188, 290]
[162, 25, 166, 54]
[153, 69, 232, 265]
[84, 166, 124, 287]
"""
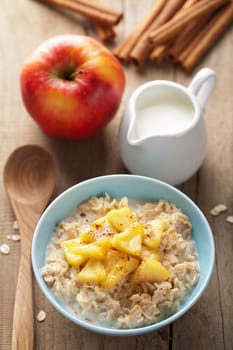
[127, 113, 146, 146]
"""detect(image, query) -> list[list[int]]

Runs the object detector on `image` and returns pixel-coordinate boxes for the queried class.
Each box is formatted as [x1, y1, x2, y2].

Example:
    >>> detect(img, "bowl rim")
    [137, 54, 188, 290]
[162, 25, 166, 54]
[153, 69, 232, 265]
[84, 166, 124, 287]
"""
[32, 174, 215, 336]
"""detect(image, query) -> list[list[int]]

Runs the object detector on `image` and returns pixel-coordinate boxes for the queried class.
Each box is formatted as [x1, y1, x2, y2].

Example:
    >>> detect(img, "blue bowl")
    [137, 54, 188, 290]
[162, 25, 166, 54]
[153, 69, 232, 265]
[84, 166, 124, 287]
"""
[32, 174, 215, 336]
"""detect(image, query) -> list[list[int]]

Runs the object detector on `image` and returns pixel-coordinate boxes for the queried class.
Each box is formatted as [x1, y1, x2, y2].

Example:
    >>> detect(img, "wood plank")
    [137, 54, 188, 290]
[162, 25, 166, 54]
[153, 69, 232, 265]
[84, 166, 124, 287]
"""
[1, 0, 232, 349]
[174, 19, 233, 350]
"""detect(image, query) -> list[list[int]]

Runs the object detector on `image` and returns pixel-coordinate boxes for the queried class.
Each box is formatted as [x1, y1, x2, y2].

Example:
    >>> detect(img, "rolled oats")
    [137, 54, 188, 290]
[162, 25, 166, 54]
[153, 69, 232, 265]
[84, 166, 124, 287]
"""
[7, 234, 21, 241]
[11, 234, 21, 241]
[226, 215, 233, 224]
[0, 244, 10, 255]
[13, 220, 19, 230]
[210, 204, 228, 216]
[37, 310, 46, 322]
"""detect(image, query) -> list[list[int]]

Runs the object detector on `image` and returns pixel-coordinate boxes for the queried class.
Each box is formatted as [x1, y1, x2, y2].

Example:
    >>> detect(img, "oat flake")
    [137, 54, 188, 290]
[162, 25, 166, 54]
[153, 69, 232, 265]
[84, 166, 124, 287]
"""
[11, 234, 21, 241]
[37, 310, 46, 322]
[210, 204, 228, 216]
[226, 216, 233, 224]
[0, 244, 10, 255]
[13, 220, 19, 230]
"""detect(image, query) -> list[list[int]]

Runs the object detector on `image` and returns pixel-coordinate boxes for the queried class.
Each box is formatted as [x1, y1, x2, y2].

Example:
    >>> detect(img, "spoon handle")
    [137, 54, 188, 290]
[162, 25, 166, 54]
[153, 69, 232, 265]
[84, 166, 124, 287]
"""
[11, 211, 38, 350]
[11, 247, 34, 349]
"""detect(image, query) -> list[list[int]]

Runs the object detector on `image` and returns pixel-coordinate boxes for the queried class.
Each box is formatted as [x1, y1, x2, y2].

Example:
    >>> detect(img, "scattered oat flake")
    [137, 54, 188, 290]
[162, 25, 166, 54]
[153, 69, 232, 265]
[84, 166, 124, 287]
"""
[0, 244, 10, 255]
[226, 216, 233, 224]
[11, 234, 21, 241]
[13, 220, 19, 230]
[6, 234, 21, 241]
[210, 204, 228, 216]
[37, 310, 46, 322]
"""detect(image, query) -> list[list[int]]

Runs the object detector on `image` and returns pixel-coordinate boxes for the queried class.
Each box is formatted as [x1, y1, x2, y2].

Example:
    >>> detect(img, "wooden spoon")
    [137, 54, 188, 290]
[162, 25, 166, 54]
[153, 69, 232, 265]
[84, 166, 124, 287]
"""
[3, 145, 56, 350]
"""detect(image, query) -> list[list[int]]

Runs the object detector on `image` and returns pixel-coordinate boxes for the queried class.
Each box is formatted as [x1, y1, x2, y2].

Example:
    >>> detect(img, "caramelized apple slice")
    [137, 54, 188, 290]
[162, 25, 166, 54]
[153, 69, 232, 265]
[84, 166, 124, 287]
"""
[106, 206, 133, 232]
[63, 250, 87, 268]
[143, 219, 167, 249]
[101, 249, 139, 289]
[140, 245, 163, 261]
[112, 222, 144, 257]
[133, 259, 171, 283]
[78, 259, 106, 283]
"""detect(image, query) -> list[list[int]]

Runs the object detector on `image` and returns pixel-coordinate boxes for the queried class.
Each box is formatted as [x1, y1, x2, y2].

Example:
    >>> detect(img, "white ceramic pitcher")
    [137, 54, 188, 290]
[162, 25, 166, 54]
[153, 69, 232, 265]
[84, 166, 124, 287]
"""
[118, 68, 216, 186]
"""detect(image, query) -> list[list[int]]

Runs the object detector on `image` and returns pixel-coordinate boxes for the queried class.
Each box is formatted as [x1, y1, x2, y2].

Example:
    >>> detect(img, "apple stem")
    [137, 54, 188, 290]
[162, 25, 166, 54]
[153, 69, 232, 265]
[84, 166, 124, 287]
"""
[70, 70, 84, 80]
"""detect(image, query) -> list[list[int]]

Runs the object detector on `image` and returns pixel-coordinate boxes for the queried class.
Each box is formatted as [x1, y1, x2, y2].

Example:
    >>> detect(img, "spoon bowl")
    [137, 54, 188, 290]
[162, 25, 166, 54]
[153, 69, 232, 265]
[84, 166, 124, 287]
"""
[4, 144, 55, 205]
[4, 144, 56, 350]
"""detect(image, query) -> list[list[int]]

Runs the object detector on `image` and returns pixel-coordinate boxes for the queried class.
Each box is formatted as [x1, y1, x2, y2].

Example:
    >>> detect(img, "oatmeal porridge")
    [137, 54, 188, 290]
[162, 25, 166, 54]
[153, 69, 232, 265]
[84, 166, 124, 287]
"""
[42, 194, 199, 329]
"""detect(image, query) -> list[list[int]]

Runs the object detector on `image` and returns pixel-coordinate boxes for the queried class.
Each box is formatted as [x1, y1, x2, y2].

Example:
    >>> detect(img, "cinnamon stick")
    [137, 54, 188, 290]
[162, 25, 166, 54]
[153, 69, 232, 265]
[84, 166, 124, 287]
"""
[41, 0, 123, 26]
[181, 2, 233, 72]
[130, 0, 186, 66]
[113, 32, 141, 62]
[113, 0, 167, 62]
[90, 0, 116, 42]
[168, 16, 208, 61]
[92, 21, 116, 41]
[149, 0, 230, 45]
[149, 44, 170, 63]
[149, 0, 200, 63]
[168, 0, 207, 60]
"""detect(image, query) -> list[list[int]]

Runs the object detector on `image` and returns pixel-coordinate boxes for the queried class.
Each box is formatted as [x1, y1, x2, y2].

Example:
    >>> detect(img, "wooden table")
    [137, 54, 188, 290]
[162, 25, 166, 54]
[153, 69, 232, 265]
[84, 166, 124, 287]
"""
[1, 1, 232, 349]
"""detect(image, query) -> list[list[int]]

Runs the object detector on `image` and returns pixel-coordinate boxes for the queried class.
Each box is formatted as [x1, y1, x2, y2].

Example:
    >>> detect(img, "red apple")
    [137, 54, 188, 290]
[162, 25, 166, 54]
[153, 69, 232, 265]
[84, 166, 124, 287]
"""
[20, 34, 125, 139]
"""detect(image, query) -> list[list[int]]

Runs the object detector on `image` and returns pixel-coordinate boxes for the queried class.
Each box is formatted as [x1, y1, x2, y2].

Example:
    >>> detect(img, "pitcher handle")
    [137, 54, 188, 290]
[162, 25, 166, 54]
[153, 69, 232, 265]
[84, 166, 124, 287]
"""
[188, 68, 216, 110]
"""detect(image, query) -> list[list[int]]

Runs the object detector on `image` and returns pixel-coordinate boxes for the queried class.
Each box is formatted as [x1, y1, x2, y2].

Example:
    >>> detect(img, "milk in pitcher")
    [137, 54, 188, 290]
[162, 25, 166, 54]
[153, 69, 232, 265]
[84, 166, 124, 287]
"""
[133, 89, 195, 139]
